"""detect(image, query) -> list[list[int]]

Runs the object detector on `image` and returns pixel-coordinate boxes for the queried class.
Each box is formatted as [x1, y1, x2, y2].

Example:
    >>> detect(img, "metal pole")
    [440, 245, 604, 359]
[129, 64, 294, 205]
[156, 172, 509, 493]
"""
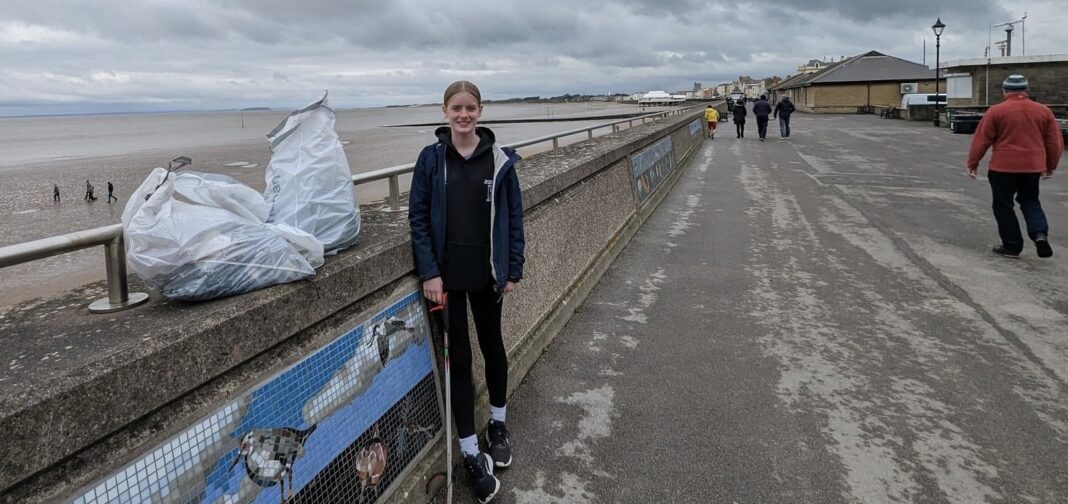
[587, 129, 593, 140]
[89, 233, 149, 313]
[934, 34, 941, 127]
[552, 138, 559, 150]
[388, 174, 401, 211]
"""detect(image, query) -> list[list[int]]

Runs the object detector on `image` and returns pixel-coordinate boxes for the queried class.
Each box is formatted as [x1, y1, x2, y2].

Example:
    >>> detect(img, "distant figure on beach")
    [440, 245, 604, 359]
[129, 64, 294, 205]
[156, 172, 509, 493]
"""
[84, 180, 91, 201]
[966, 74, 1063, 258]
[53, 184, 60, 203]
[733, 100, 747, 139]
[107, 181, 118, 203]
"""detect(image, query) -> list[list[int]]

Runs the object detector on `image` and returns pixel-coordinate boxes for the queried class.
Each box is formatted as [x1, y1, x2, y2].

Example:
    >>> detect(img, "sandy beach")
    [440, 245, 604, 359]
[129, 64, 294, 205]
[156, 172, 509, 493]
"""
[0, 102, 659, 308]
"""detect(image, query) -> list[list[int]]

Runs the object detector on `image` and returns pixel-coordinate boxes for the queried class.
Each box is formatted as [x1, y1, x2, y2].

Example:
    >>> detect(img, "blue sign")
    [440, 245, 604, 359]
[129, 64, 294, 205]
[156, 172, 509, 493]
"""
[631, 136, 675, 203]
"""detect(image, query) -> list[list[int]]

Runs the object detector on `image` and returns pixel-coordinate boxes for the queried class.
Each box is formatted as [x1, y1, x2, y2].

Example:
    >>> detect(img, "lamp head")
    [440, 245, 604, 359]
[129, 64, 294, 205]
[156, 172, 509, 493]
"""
[932, 18, 945, 37]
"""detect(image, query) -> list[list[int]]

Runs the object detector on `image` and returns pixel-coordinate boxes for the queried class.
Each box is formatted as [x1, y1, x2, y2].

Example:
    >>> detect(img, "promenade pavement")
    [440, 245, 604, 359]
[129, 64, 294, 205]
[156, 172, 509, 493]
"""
[457, 107, 1068, 503]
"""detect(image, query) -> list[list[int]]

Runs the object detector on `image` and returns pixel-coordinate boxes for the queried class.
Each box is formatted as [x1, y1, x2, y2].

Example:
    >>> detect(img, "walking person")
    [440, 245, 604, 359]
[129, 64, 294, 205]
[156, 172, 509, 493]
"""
[774, 96, 796, 140]
[753, 94, 772, 141]
[53, 184, 61, 203]
[704, 104, 719, 139]
[733, 100, 747, 139]
[107, 181, 118, 203]
[84, 180, 91, 201]
[408, 80, 525, 504]
[967, 74, 1063, 258]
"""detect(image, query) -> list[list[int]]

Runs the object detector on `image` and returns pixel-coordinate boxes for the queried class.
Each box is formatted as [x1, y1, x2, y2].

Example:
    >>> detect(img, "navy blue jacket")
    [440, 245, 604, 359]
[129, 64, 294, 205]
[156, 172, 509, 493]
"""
[753, 99, 772, 117]
[774, 99, 795, 119]
[408, 136, 525, 291]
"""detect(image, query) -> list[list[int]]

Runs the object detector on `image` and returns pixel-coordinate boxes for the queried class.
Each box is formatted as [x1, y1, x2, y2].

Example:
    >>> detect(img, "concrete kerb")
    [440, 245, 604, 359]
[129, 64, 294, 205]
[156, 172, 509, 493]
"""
[0, 108, 707, 503]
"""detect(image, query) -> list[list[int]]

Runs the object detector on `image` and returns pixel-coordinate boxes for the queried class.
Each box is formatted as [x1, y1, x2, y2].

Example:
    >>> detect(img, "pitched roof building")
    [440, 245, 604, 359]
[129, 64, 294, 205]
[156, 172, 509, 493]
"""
[770, 51, 939, 113]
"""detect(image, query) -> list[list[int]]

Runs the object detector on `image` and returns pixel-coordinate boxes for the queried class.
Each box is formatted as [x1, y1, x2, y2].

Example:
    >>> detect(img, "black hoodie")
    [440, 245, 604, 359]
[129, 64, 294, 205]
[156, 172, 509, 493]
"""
[436, 126, 496, 291]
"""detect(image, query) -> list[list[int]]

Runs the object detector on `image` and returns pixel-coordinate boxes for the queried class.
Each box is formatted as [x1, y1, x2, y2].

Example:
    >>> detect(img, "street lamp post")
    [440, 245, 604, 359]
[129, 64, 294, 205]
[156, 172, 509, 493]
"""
[932, 18, 945, 127]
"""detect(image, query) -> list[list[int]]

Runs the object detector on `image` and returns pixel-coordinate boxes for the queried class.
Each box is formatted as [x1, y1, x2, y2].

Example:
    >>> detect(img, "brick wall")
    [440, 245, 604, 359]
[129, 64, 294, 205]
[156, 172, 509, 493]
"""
[804, 80, 937, 111]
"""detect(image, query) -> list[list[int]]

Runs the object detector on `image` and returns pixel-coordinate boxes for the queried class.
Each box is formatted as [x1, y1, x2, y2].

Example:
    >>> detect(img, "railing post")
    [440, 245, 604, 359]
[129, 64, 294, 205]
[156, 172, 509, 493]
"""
[552, 138, 559, 150]
[388, 174, 401, 211]
[587, 129, 594, 140]
[89, 232, 149, 313]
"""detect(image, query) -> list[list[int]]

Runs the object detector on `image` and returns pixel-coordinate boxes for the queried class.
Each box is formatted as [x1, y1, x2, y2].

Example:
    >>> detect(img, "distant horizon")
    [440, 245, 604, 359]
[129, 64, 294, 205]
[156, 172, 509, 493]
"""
[0, 93, 664, 119]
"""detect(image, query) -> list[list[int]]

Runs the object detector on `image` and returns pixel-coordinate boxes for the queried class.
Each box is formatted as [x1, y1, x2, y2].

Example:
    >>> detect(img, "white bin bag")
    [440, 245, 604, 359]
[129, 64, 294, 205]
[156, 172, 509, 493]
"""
[264, 90, 361, 254]
[122, 168, 324, 301]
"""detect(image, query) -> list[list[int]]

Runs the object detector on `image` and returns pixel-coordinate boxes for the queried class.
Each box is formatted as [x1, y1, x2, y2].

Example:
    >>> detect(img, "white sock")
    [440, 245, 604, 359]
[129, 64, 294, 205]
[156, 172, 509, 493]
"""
[490, 405, 507, 423]
[459, 434, 480, 457]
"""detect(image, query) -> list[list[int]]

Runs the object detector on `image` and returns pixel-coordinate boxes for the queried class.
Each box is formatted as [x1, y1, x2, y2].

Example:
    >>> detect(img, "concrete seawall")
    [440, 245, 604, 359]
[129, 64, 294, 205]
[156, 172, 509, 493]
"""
[0, 103, 723, 503]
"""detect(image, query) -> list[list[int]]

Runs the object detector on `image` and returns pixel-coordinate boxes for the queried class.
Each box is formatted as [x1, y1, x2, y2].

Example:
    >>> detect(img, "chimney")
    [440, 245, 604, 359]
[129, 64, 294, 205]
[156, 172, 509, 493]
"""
[1005, 24, 1014, 56]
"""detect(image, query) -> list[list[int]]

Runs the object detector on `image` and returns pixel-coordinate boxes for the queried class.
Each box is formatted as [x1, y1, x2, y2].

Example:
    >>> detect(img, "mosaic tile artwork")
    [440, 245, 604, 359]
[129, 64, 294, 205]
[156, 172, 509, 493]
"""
[688, 118, 702, 136]
[631, 135, 676, 203]
[68, 290, 443, 504]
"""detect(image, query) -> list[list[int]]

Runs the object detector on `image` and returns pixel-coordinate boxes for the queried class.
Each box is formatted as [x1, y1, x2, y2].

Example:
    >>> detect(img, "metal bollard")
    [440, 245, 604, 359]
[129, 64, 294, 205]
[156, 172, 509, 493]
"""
[388, 174, 401, 211]
[552, 138, 559, 150]
[587, 129, 594, 139]
[89, 233, 149, 313]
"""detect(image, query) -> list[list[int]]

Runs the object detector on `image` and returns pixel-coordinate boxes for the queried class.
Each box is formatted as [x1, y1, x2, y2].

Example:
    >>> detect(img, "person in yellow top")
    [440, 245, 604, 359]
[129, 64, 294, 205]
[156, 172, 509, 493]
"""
[704, 105, 720, 139]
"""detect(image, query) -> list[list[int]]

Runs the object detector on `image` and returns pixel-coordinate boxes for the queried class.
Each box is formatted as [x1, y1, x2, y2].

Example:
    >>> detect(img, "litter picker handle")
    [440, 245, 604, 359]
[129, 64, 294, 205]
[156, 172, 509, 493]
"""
[428, 293, 448, 314]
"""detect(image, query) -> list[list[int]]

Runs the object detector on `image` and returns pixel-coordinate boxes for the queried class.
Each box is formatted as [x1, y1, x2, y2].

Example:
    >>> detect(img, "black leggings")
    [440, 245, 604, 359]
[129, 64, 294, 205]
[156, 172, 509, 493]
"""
[446, 288, 508, 438]
[735, 121, 745, 137]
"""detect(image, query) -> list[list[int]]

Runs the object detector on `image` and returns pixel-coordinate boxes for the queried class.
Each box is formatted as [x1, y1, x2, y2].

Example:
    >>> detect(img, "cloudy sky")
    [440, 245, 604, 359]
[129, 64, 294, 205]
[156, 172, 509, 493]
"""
[1, 0, 1063, 116]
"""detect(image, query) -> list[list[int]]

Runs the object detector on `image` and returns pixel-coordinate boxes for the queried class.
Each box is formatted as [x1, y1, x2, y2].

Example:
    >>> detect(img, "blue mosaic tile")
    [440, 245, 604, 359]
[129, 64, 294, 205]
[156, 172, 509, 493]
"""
[68, 290, 442, 504]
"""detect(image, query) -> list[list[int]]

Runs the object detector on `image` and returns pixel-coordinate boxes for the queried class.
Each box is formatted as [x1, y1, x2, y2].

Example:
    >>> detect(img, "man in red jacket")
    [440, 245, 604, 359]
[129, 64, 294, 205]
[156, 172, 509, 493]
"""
[967, 74, 1064, 258]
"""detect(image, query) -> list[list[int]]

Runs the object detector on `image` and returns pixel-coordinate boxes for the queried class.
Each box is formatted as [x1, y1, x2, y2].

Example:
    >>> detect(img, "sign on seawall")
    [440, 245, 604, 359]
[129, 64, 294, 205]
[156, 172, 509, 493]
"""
[631, 135, 675, 204]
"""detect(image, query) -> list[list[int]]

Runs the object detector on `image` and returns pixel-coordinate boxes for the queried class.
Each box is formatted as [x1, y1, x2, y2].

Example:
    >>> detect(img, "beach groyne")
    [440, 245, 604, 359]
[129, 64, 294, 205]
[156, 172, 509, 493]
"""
[0, 103, 723, 504]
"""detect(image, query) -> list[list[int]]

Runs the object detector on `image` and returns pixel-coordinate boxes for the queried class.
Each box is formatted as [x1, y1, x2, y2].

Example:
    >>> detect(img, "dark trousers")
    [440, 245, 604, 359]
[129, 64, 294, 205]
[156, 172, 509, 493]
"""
[446, 288, 508, 438]
[987, 170, 1048, 252]
[756, 115, 769, 139]
[735, 121, 745, 138]
[779, 116, 791, 138]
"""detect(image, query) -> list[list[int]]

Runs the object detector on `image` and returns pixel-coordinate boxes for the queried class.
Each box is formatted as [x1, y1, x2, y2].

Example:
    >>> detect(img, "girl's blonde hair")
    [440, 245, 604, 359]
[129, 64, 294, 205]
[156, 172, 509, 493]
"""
[443, 80, 482, 106]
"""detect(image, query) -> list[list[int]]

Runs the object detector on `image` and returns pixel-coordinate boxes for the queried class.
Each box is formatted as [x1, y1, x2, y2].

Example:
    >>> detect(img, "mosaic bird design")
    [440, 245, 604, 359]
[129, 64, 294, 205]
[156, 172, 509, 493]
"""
[355, 423, 389, 499]
[228, 425, 317, 504]
[372, 316, 416, 365]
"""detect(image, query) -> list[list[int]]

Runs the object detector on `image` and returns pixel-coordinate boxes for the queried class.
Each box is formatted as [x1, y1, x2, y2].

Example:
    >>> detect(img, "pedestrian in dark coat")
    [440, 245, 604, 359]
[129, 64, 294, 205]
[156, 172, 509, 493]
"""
[408, 80, 525, 504]
[733, 100, 747, 139]
[753, 95, 772, 141]
[774, 96, 796, 139]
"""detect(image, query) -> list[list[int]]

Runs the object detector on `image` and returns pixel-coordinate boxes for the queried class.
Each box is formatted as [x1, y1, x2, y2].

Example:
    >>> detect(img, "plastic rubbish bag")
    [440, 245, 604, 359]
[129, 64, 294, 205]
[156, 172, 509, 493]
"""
[122, 164, 324, 301]
[264, 90, 361, 254]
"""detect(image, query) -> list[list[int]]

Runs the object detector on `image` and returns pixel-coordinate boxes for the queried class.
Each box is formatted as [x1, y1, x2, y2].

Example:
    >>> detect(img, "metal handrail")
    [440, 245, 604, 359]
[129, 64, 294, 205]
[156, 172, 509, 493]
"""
[0, 224, 149, 313]
[1, 103, 708, 313]
[358, 103, 707, 210]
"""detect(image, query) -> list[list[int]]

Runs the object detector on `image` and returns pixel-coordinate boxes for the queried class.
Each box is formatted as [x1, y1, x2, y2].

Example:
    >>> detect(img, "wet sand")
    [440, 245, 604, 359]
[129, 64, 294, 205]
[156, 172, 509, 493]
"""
[0, 102, 666, 308]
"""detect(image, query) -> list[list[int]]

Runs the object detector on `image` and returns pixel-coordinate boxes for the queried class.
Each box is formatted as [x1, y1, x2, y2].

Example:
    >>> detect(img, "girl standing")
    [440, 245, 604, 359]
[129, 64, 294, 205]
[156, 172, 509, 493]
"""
[408, 80, 525, 504]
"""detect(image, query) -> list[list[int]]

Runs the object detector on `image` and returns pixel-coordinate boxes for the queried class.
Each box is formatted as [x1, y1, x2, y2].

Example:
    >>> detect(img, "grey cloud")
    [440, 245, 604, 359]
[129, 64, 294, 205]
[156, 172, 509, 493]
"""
[0, 0, 1063, 116]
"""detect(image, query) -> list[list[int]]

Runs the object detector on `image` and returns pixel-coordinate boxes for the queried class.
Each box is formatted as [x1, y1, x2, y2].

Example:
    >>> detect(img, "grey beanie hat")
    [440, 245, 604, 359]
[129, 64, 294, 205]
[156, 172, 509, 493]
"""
[1003, 74, 1028, 91]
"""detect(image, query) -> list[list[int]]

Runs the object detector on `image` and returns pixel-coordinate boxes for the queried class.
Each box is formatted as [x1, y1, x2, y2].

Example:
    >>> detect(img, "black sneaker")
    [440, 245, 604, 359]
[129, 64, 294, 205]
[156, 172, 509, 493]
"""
[485, 420, 513, 468]
[463, 453, 500, 503]
[1036, 238, 1053, 258]
[992, 246, 1021, 258]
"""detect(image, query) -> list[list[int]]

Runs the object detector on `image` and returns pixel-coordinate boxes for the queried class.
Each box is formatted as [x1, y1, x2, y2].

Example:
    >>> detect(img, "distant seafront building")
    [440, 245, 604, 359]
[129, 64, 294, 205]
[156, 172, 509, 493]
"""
[639, 90, 685, 105]
[797, 59, 830, 74]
